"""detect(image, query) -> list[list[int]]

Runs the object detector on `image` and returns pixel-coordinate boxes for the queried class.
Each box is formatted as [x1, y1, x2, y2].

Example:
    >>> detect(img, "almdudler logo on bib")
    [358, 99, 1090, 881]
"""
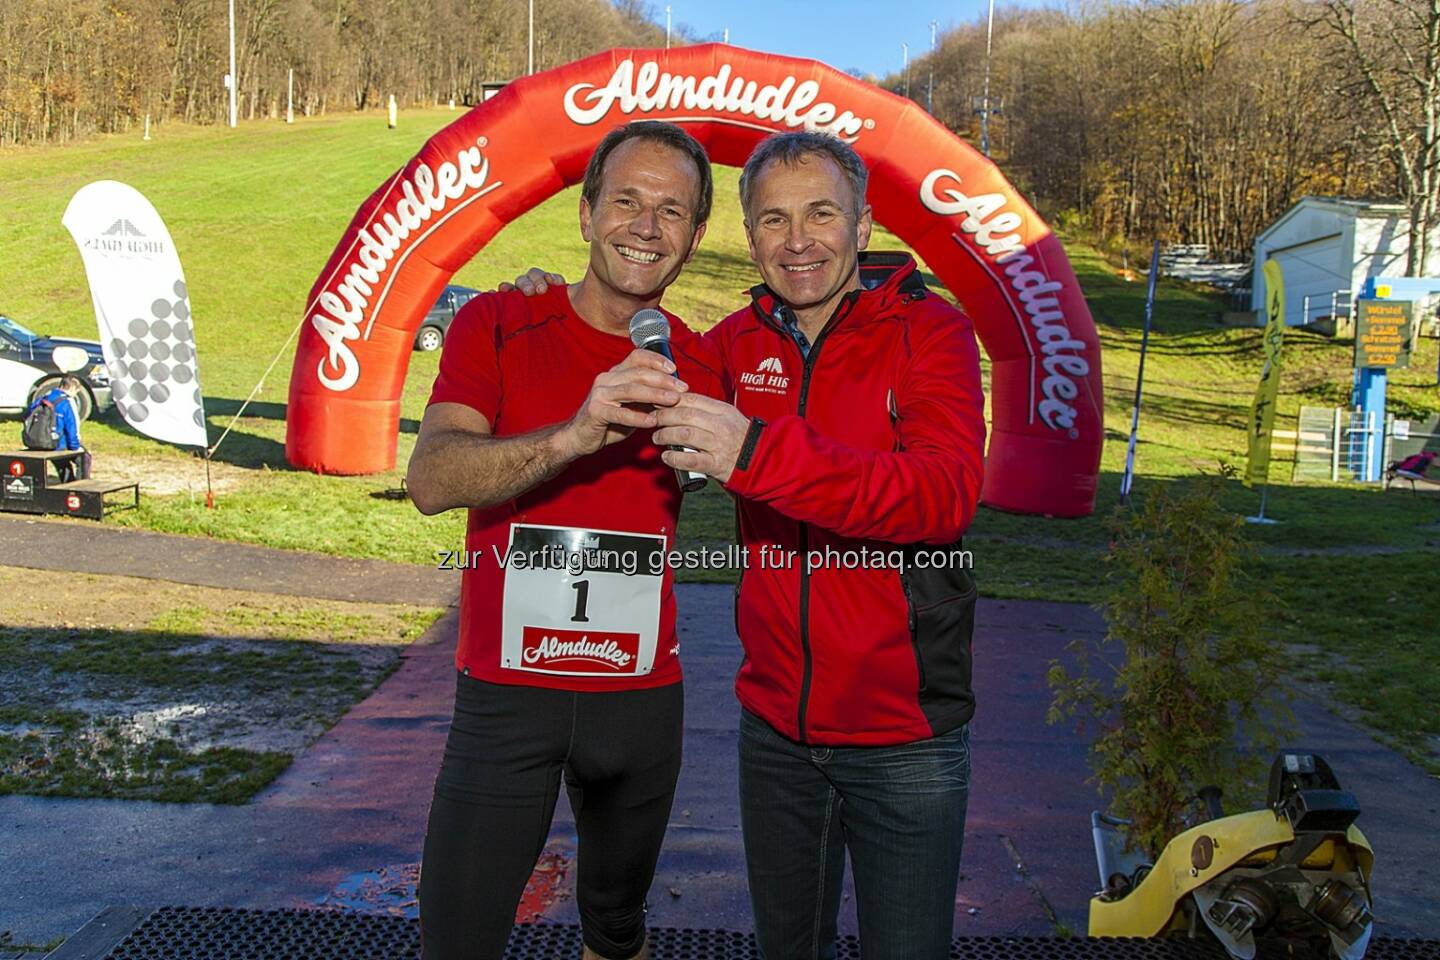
[520, 628, 640, 673]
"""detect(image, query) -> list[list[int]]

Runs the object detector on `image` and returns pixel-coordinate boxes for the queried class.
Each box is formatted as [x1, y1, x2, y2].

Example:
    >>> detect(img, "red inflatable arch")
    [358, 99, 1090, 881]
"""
[286, 44, 1104, 517]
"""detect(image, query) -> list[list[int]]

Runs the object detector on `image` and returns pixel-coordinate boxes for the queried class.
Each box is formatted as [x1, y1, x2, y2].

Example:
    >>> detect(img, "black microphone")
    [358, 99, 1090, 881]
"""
[630, 309, 707, 493]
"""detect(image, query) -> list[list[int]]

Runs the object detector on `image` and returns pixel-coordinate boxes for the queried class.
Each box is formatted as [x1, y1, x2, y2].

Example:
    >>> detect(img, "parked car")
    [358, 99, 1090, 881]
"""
[414, 284, 481, 351]
[0, 313, 112, 422]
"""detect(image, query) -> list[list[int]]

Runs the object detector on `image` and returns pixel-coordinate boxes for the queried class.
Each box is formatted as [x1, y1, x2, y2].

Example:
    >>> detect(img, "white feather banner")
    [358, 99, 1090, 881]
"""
[62, 181, 207, 448]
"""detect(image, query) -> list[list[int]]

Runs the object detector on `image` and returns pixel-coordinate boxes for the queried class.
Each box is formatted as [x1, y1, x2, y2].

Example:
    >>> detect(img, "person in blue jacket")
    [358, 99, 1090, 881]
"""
[25, 376, 90, 482]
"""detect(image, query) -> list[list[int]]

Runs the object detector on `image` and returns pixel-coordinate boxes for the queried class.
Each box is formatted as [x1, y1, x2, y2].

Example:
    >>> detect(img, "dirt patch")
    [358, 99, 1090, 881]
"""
[0, 566, 442, 801]
[0, 566, 435, 639]
[93, 452, 247, 496]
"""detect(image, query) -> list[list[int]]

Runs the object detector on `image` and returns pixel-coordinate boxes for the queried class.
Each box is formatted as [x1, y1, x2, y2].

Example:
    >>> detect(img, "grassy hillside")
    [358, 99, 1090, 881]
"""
[2, 109, 1438, 769]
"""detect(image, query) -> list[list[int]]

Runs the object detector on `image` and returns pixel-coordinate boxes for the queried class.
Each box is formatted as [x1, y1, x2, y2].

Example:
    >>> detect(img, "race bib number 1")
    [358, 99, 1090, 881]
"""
[499, 523, 666, 677]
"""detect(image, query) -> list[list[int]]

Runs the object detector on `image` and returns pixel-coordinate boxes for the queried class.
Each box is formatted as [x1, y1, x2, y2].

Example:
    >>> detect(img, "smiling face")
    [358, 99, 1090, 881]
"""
[743, 151, 872, 326]
[578, 137, 707, 305]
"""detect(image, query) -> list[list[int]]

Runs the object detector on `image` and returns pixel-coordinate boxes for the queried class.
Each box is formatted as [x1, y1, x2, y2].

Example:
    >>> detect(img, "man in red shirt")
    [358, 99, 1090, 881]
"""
[406, 121, 723, 960]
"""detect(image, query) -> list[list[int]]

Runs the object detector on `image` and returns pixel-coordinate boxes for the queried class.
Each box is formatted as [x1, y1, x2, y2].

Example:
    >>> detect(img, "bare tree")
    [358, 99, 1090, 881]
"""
[0, 0, 667, 146]
[1313, 0, 1440, 275]
[891, 0, 1408, 263]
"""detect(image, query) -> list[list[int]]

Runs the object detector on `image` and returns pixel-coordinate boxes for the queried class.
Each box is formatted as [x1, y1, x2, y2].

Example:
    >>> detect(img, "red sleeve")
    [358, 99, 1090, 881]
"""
[427, 296, 502, 422]
[724, 305, 986, 545]
[702, 323, 737, 401]
[671, 320, 727, 402]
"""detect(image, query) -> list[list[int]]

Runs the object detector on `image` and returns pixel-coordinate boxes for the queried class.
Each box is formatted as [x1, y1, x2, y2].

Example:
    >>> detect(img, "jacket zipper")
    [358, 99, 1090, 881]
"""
[890, 426, 926, 694]
[902, 573, 926, 691]
[767, 293, 859, 743]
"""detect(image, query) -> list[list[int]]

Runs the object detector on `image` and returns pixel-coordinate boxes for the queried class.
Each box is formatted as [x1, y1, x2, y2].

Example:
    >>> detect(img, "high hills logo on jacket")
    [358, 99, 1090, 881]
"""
[738, 356, 789, 395]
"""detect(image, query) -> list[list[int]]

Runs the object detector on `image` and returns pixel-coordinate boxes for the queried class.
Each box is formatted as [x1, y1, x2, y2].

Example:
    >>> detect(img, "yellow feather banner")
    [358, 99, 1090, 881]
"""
[1246, 260, 1287, 489]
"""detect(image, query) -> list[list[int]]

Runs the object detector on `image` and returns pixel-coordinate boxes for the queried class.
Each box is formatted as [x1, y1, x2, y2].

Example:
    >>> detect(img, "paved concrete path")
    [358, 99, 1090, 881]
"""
[4, 587, 1437, 945]
[0, 514, 457, 607]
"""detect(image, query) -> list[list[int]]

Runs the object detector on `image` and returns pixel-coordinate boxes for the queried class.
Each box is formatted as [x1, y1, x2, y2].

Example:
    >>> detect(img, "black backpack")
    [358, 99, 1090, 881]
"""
[22, 397, 58, 451]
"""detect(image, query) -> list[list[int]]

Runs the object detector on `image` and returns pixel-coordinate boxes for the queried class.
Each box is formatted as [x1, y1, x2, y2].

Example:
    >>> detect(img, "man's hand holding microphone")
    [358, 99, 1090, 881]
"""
[505, 268, 747, 488]
[557, 346, 688, 460]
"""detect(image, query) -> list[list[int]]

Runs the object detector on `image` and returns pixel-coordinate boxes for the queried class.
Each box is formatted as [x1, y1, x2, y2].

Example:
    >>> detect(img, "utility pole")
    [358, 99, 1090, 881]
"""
[666, 5, 672, 48]
[528, 0, 534, 75]
[927, 20, 937, 114]
[980, 0, 995, 155]
[226, 0, 237, 127]
[902, 42, 909, 99]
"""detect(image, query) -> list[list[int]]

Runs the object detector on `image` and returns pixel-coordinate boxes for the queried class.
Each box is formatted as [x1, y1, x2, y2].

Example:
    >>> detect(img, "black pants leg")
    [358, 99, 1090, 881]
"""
[567, 683, 684, 958]
[54, 452, 87, 483]
[419, 678, 569, 960]
[418, 675, 683, 960]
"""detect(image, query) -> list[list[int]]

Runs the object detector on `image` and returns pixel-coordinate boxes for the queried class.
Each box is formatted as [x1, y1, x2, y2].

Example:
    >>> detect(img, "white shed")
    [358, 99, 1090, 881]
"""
[1251, 197, 1440, 326]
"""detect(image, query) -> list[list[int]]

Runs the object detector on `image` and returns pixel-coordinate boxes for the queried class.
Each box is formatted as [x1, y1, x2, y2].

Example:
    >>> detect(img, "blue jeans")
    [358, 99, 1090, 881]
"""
[739, 710, 970, 960]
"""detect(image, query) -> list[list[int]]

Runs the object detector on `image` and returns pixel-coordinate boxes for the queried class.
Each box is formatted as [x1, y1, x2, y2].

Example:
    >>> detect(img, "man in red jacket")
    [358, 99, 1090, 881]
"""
[654, 132, 986, 959]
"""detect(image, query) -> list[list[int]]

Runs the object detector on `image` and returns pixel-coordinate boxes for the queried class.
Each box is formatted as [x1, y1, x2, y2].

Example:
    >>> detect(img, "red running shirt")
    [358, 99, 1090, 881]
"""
[427, 285, 723, 691]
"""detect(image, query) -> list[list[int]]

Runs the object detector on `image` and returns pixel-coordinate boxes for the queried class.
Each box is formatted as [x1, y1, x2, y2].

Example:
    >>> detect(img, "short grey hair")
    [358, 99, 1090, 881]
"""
[738, 132, 869, 219]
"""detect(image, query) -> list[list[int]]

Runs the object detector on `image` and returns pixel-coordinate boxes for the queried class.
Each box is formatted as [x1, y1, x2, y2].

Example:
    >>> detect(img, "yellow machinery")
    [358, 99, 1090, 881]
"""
[1090, 752, 1374, 960]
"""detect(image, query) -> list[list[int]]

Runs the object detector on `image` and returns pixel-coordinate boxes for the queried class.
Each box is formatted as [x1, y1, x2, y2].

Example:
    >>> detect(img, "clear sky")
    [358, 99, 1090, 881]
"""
[657, 0, 1039, 79]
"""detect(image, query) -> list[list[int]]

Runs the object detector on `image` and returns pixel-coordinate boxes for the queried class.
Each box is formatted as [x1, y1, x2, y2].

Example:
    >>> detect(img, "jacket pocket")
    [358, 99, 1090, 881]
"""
[900, 541, 977, 729]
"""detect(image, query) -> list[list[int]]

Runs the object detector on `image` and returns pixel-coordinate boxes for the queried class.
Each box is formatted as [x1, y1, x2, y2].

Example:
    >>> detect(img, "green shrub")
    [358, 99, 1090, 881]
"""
[1048, 472, 1293, 858]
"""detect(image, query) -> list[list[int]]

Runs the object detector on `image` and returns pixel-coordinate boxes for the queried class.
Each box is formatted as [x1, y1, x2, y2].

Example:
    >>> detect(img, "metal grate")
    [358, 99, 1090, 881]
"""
[46, 907, 1440, 960]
